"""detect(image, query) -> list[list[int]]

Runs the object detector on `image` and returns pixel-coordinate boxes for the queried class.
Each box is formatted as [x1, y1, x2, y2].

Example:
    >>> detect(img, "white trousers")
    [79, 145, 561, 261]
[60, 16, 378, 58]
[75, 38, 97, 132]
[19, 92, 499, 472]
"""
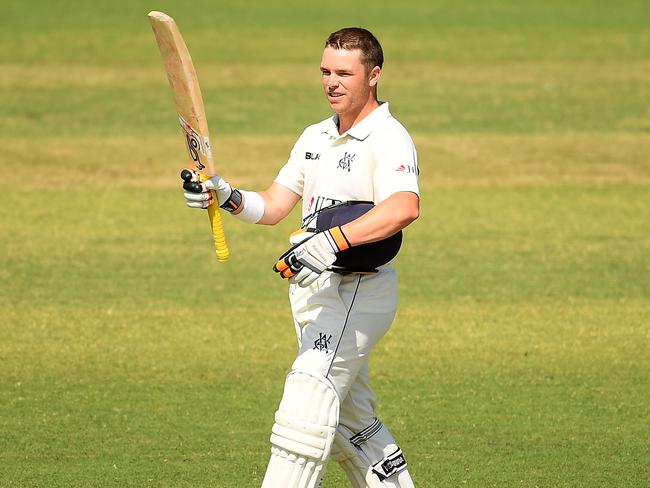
[288, 268, 412, 483]
[289, 268, 397, 432]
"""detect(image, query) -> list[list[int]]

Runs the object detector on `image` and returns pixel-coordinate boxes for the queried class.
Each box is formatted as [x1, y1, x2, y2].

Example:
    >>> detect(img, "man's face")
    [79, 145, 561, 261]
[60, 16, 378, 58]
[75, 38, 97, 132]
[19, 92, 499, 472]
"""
[320, 47, 379, 117]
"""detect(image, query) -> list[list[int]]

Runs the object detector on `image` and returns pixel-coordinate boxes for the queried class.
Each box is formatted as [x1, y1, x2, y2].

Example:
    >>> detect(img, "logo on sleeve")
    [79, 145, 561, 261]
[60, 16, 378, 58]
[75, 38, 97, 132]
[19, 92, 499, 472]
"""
[337, 152, 355, 172]
[395, 164, 419, 175]
[305, 151, 320, 160]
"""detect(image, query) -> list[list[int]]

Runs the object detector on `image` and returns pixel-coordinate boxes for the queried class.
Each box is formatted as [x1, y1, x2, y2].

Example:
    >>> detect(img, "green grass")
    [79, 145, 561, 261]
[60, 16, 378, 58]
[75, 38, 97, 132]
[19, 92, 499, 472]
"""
[2, 77, 649, 136]
[1, 0, 649, 486]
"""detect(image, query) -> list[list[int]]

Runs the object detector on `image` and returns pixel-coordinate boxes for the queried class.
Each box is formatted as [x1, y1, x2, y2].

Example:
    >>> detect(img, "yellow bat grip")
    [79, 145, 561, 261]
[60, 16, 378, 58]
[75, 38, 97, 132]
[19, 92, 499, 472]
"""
[207, 192, 229, 262]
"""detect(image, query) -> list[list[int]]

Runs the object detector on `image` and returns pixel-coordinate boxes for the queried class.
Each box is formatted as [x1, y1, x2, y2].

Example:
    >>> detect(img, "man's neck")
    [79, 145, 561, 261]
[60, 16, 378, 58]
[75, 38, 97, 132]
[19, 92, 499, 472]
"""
[337, 98, 380, 134]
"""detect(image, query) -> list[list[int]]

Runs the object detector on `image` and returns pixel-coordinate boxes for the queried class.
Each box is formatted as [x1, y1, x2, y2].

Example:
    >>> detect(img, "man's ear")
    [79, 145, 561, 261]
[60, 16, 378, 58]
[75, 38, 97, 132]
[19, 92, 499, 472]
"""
[368, 66, 381, 87]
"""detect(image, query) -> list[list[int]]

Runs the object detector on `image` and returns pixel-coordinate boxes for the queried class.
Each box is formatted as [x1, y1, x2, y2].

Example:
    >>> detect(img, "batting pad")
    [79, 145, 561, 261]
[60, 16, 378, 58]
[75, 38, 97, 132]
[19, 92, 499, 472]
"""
[330, 431, 369, 488]
[261, 371, 340, 488]
[331, 422, 415, 488]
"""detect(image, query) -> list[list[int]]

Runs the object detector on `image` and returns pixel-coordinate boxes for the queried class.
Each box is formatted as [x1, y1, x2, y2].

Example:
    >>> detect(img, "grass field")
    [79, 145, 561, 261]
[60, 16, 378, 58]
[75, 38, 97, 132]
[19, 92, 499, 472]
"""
[1, 0, 649, 486]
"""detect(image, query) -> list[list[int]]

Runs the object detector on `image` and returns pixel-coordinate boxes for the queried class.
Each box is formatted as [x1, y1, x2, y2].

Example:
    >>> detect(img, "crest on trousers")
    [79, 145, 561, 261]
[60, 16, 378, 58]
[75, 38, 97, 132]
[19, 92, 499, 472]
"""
[313, 333, 333, 352]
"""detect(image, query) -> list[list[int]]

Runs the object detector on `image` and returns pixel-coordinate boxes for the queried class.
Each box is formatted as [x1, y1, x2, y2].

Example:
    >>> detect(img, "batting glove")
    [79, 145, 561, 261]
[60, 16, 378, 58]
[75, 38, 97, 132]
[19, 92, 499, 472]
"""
[181, 169, 243, 212]
[273, 227, 351, 287]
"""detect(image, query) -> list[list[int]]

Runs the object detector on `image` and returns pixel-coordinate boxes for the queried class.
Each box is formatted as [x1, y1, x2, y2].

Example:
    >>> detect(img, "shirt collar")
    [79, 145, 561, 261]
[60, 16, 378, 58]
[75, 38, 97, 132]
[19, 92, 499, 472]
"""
[321, 102, 391, 141]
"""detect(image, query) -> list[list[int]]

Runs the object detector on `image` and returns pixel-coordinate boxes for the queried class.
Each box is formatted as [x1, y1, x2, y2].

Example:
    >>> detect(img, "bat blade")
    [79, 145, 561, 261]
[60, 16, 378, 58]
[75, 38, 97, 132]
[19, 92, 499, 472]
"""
[148, 10, 229, 262]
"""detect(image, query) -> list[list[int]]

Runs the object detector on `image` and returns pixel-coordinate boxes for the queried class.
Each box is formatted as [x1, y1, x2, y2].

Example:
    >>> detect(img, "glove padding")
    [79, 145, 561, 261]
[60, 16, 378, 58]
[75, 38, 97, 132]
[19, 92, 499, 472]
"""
[273, 226, 351, 287]
[182, 169, 240, 210]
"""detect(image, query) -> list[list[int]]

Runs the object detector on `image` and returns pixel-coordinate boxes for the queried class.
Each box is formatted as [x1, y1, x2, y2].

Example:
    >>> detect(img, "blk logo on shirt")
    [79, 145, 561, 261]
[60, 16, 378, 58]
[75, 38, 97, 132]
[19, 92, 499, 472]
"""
[305, 151, 320, 160]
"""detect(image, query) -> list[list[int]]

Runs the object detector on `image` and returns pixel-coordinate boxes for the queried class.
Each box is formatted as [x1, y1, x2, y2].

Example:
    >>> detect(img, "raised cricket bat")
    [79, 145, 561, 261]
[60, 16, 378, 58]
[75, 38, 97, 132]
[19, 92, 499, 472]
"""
[148, 10, 229, 262]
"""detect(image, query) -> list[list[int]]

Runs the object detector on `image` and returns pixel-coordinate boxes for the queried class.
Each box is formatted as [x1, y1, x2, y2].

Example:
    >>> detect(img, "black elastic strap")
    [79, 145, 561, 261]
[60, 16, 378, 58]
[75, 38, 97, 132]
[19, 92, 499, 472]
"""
[220, 188, 243, 213]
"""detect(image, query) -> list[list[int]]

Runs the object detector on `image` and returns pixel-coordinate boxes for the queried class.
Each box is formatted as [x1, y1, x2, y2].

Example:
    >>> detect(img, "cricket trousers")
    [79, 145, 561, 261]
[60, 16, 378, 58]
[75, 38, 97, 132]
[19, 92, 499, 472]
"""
[286, 267, 415, 486]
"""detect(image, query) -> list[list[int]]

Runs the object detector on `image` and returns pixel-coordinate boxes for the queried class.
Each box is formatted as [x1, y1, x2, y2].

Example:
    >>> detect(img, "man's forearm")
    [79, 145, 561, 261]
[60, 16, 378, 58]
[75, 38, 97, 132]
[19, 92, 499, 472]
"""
[257, 183, 302, 225]
[340, 192, 419, 246]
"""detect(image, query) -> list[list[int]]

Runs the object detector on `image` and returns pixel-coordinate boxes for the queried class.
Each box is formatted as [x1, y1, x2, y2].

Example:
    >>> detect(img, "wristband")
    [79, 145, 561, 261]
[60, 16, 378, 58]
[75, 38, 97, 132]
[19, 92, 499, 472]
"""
[232, 190, 265, 223]
[325, 226, 351, 252]
[220, 188, 243, 213]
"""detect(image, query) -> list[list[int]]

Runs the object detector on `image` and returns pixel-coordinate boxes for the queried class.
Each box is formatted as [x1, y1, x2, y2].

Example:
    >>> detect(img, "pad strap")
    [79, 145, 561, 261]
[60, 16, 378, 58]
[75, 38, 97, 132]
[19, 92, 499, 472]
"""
[350, 418, 383, 448]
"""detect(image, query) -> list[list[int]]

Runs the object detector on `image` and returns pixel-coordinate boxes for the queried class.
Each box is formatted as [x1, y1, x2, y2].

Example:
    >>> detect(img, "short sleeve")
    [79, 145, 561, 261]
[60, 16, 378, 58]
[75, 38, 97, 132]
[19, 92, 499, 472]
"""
[274, 133, 306, 196]
[373, 124, 420, 203]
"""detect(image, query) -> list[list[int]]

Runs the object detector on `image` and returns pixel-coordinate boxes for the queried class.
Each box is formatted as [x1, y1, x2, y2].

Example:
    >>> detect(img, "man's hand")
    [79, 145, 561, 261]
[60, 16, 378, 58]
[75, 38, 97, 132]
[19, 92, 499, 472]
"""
[273, 227, 350, 287]
[181, 169, 242, 212]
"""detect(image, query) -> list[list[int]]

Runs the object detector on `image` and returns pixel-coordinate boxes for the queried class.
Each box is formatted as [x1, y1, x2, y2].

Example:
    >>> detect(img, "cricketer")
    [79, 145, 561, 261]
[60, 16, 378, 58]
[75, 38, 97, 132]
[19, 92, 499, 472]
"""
[183, 27, 420, 487]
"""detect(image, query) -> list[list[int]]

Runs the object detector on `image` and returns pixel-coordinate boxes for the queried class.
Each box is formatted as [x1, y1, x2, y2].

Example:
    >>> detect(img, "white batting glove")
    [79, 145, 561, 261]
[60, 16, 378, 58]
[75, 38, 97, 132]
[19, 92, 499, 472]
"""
[273, 226, 351, 287]
[289, 227, 317, 245]
[181, 169, 242, 212]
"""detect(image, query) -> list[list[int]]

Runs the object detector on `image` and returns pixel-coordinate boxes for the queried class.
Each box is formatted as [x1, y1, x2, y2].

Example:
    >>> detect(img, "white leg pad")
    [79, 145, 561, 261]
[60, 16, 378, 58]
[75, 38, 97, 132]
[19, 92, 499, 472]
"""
[330, 431, 369, 488]
[331, 420, 416, 488]
[261, 371, 340, 488]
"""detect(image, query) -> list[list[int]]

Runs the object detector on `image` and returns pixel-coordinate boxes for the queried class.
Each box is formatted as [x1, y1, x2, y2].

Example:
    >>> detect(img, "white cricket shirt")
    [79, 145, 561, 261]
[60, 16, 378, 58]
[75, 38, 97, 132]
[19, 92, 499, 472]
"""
[275, 102, 419, 226]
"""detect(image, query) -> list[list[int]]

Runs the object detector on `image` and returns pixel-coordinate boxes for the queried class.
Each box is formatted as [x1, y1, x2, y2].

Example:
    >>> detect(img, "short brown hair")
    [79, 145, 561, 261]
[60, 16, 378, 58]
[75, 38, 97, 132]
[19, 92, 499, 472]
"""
[325, 27, 384, 72]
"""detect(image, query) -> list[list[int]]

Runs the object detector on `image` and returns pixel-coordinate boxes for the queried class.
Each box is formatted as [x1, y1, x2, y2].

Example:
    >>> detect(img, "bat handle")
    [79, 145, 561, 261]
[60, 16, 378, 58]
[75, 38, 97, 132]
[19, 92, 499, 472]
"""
[208, 202, 229, 262]
[180, 169, 229, 261]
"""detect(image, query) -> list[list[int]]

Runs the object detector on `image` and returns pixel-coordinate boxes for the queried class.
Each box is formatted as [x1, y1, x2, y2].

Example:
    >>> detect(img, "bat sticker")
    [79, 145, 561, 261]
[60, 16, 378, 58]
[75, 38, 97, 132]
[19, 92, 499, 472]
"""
[179, 114, 212, 171]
